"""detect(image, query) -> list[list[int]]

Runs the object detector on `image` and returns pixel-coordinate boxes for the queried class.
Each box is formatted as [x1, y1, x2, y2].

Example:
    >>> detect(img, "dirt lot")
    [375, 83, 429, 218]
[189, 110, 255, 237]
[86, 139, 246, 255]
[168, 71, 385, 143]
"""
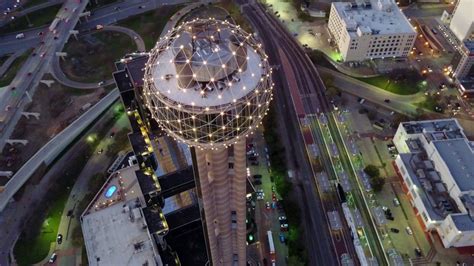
[0, 77, 106, 173]
[60, 31, 135, 83]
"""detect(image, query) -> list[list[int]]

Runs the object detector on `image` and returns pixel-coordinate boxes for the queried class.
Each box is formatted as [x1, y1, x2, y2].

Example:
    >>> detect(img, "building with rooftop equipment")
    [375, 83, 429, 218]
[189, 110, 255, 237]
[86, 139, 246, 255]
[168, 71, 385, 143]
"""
[141, 18, 273, 265]
[108, 49, 209, 265]
[449, 40, 474, 97]
[393, 119, 474, 248]
[81, 166, 165, 266]
[449, 0, 474, 42]
[327, 0, 416, 61]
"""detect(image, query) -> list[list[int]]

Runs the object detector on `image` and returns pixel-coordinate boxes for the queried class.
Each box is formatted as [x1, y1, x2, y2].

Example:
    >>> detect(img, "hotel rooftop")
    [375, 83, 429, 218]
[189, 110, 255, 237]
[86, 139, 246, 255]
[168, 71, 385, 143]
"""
[81, 166, 163, 266]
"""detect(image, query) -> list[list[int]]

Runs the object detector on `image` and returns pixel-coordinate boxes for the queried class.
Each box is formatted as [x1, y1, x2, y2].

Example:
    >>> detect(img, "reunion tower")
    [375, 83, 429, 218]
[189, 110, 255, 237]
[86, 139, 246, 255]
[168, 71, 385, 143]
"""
[142, 18, 273, 265]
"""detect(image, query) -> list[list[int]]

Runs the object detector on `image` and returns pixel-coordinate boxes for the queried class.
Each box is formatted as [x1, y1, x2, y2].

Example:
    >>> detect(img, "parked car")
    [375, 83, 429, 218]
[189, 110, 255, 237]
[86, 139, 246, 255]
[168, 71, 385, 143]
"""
[280, 223, 289, 232]
[406, 226, 413, 235]
[415, 247, 422, 257]
[279, 233, 286, 244]
[254, 180, 262, 185]
[49, 253, 57, 264]
[393, 198, 400, 206]
[390, 228, 399, 233]
[253, 174, 262, 179]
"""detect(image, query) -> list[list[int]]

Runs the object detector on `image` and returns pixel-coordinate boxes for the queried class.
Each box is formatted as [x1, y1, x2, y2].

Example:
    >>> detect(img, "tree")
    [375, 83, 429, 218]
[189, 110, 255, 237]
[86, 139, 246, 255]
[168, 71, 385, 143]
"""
[275, 175, 292, 199]
[367, 110, 377, 121]
[364, 164, 380, 178]
[288, 256, 306, 266]
[392, 114, 409, 128]
[322, 73, 334, 87]
[370, 175, 386, 192]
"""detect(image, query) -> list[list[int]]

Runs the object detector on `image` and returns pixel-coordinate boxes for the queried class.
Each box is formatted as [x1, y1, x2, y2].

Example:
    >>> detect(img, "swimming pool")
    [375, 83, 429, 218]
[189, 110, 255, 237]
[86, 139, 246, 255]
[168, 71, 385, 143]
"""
[105, 185, 117, 198]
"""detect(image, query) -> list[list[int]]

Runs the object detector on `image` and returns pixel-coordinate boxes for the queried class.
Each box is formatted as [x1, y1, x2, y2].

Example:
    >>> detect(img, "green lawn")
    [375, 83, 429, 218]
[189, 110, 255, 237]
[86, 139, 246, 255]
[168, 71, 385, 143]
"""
[13, 194, 67, 265]
[60, 31, 135, 83]
[0, 49, 31, 87]
[0, 4, 61, 34]
[118, 5, 184, 50]
[356, 75, 421, 95]
[415, 95, 438, 112]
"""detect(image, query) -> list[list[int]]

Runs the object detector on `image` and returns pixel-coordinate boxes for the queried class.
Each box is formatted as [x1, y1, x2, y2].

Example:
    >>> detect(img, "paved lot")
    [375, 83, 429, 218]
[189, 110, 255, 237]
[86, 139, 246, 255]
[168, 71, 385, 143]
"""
[247, 131, 289, 266]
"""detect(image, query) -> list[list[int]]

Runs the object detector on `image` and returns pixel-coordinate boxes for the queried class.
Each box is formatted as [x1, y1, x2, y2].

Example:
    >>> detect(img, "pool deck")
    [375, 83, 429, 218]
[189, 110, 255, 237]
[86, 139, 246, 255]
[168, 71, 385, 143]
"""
[85, 165, 142, 215]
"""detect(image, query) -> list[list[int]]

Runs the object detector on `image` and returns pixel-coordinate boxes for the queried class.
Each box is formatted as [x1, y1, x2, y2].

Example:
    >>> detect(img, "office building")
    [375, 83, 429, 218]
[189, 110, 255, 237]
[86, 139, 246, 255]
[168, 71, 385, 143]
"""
[449, 0, 474, 42]
[393, 119, 474, 248]
[449, 40, 474, 97]
[328, 0, 416, 61]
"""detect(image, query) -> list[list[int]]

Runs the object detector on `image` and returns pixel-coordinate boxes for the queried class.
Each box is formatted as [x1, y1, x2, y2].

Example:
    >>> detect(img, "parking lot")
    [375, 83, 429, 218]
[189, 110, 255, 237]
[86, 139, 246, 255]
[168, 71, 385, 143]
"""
[246, 132, 289, 265]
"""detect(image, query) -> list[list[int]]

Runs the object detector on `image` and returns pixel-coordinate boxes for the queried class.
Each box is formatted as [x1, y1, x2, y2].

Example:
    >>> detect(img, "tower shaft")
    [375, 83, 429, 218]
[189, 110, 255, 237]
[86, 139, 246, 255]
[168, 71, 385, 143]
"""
[195, 139, 247, 266]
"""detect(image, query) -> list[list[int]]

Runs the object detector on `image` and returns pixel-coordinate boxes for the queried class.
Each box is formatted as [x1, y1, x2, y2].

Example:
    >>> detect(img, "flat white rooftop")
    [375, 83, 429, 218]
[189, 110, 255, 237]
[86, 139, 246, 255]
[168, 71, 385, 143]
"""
[333, 0, 415, 36]
[151, 44, 262, 107]
[81, 166, 160, 266]
[433, 139, 474, 192]
[82, 199, 159, 266]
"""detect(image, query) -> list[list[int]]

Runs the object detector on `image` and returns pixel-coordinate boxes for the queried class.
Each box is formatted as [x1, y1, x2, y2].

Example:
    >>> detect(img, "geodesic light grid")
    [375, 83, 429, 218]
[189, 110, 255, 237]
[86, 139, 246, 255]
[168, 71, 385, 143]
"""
[142, 18, 273, 149]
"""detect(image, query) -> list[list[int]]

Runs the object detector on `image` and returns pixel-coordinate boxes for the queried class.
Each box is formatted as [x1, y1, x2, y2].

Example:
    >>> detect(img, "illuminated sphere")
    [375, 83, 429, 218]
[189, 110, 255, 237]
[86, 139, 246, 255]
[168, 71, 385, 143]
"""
[143, 18, 273, 148]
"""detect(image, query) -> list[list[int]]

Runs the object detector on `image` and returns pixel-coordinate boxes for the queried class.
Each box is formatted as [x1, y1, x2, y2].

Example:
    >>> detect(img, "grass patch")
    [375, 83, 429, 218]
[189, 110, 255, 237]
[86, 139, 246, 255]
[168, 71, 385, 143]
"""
[356, 69, 424, 95]
[0, 54, 11, 66]
[0, 49, 31, 87]
[0, 4, 61, 34]
[218, 0, 252, 32]
[14, 193, 67, 265]
[60, 31, 135, 83]
[416, 94, 438, 112]
[308, 50, 337, 71]
[356, 76, 420, 95]
[118, 4, 184, 50]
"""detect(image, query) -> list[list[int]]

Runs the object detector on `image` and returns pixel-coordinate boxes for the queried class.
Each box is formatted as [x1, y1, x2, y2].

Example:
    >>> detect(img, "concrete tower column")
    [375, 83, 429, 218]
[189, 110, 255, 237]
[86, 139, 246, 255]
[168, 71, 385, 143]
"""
[195, 149, 219, 264]
[209, 147, 233, 264]
[232, 139, 247, 266]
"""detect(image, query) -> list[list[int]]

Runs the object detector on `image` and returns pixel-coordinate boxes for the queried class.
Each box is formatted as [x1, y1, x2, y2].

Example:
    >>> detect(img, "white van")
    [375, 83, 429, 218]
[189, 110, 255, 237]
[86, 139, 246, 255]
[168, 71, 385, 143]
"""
[15, 33, 24, 39]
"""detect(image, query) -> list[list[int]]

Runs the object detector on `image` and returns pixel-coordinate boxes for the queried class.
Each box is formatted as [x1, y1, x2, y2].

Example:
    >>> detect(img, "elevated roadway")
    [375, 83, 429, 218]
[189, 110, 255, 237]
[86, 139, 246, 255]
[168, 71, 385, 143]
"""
[0, 0, 90, 151]
[0, 89, 119, 212]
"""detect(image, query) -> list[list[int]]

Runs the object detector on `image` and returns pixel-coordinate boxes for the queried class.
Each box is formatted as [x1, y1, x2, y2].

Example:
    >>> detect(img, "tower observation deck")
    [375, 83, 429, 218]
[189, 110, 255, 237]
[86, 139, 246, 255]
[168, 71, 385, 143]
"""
[142, 18, 273, 265]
